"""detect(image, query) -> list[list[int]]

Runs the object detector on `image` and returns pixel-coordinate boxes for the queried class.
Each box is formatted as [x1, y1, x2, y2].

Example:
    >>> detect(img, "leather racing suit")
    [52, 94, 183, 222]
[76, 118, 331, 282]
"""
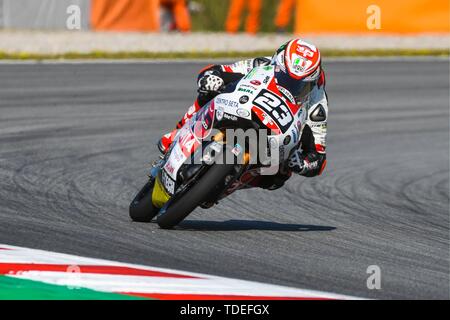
[160, 57, 328, 189]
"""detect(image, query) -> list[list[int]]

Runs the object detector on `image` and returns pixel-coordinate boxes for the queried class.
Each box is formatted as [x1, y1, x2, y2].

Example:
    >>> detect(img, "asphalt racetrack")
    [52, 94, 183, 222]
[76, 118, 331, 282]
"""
[0, 59, 448, 299]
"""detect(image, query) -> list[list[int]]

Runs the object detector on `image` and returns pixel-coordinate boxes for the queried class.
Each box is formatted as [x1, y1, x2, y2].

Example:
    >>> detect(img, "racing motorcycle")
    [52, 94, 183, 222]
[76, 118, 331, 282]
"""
[129, 65, 307, 229]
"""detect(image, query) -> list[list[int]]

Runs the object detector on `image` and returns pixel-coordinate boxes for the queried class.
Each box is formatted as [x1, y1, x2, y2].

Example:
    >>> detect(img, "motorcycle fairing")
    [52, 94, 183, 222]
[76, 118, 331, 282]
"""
[157, 65, 307, 201]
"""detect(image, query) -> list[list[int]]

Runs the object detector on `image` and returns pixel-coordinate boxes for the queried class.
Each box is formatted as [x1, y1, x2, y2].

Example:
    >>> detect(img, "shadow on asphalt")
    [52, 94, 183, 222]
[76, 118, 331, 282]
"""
[174, 219, 336, 232]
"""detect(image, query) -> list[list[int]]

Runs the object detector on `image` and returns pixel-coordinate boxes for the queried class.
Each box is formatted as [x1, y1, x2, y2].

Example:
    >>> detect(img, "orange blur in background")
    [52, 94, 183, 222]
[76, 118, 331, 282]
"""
[91, 0, 160, 31]
[90, 0, 448, 34]
[91, 0, 191, 32]
[295, 0, 449, 34]
[160, 0, 191, 32]
[275, 0, 296, 30]
[225, 0, 262, 34]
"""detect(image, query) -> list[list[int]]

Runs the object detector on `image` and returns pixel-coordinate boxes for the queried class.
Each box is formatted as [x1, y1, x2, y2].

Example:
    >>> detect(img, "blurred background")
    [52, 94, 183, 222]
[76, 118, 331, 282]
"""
[0, 1, 448, 301]
[0, 0, 447, 34]
[0, 0, 448, 57]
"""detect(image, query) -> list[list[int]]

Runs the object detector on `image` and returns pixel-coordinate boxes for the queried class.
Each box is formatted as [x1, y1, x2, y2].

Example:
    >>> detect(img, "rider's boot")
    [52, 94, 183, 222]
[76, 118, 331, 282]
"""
[157, 101, 201, 154]
[157, 129, 178, 154]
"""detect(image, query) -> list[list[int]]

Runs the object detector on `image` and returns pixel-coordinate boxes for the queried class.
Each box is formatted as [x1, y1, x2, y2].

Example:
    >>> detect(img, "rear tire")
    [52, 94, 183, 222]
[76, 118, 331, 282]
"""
[129, 179, 159, 222]
[156, 162, 236, 229]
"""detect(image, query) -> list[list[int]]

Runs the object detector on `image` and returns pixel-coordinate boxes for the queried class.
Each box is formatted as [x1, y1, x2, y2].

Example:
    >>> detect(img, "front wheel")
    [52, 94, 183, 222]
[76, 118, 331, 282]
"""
[129, 179, 159, 222]
[156, 162, 236, 229]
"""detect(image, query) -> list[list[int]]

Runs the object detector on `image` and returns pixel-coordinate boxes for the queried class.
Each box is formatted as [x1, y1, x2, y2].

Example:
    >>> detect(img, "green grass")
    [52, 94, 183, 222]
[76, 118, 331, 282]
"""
[0, 275, 147, 300]
[0, 49, 447, 61]
[190, 0, 293, 33]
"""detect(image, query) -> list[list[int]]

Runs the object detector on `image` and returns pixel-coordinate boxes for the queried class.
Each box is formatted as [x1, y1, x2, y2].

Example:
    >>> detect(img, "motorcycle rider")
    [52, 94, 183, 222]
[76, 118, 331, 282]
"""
[158, 39, 328, 189]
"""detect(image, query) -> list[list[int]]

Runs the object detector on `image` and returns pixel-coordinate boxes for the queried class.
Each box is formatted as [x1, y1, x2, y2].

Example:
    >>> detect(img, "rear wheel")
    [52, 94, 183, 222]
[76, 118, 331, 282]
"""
[156, 162, 236, 229]
[129, 179, 159, 222]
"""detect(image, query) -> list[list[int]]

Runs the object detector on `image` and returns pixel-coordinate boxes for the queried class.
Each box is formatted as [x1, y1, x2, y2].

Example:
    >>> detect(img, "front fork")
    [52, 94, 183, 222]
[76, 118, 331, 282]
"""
[150, 131, 251, 210]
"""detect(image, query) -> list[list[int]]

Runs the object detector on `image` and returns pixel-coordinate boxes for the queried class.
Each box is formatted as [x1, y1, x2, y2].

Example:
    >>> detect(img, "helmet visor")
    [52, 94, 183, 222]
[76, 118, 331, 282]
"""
[275, 69, 314, 104]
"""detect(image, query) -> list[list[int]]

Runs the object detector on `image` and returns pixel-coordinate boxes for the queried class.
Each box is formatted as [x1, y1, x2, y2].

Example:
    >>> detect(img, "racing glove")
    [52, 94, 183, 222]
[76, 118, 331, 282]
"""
[198, 71, 225, 96]
[288, 150, 326, 177]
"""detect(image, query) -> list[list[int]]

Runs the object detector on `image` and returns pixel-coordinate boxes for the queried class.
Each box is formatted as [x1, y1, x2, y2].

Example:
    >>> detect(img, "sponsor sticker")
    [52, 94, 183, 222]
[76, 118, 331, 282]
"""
[238, 88, 254, 94]
[231, 144, 243, 156]
[161, 170, 175, 194]
[292, 54, 313, 75]
[239, 84, 258, 91]
[245, 68, 257, 80]
[291, 125, 300, 144]
[216, 97, 239, 108]
[164, 161, 175, 175]
[283, 135, 291, 145]
[239, 95, 249, 104]
[216, 107, 224, 121]
[223, 113, 238, 121]
[171, 140, 185, 163]
[237, 108, 250, 118]
[269, 137, 278, 149]
[210, 142, 223, 153]
[277, 86, 296, 104]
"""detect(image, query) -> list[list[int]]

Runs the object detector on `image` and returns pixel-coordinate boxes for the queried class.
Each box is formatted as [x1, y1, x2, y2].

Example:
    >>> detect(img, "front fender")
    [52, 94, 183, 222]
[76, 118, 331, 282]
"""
[152, 170, 171, 208]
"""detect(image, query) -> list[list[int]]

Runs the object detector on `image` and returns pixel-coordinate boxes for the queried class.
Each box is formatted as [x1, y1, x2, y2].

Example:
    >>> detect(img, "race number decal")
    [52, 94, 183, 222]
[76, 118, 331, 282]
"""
[253, 89, 293, 132]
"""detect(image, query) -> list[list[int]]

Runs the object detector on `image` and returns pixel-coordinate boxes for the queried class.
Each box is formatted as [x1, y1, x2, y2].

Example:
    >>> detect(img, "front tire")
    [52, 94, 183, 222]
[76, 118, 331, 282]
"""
[156, 162, 236, 229]
[129, 179, 159, 222]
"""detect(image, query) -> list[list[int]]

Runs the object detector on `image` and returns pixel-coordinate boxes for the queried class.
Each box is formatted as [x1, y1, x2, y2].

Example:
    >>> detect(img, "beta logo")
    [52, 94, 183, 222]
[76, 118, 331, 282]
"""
[238, 88, 254, 94]
[250, 80, 261, 86]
